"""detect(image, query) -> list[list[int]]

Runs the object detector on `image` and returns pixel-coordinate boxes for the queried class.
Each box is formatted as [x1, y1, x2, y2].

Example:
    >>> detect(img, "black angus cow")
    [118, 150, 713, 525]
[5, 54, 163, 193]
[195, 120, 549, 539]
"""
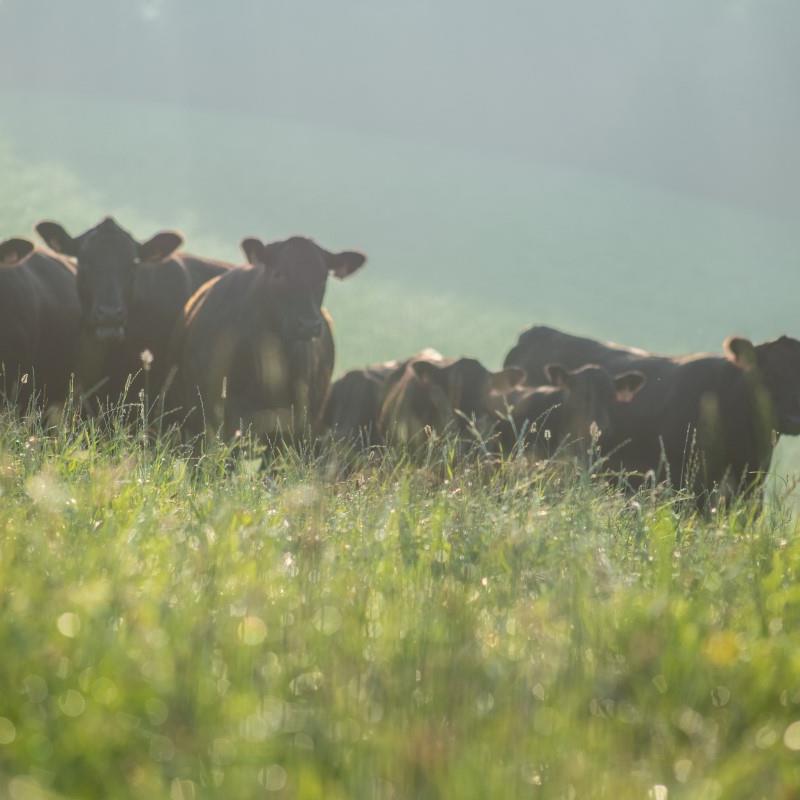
[378, 353, 525, 456]
[173, 235, 366, 445]
[322, 349, 444, 449]
[322, 361, 406, 449]
[0, 237, 80, 412]
[36, 217, 233, 414]
[499, 363, 645, 461]
[503, 325, 800, 503]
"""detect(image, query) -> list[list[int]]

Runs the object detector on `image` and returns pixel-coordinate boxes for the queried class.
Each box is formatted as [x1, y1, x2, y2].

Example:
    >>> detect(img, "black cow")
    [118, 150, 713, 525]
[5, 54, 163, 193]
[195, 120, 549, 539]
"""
[0, 237, 80, 412]
[36, 217, 233, 413]
[378, 353, 525, 455]
[499, 364, 645, 460]
[173, 235, 366, 444]
[322, 349, 445, 449]
[504, 325, 800, 503]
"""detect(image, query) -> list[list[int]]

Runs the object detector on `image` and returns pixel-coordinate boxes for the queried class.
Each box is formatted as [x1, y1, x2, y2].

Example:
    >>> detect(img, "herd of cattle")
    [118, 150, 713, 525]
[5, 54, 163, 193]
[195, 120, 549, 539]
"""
[2, 215, 800, 505]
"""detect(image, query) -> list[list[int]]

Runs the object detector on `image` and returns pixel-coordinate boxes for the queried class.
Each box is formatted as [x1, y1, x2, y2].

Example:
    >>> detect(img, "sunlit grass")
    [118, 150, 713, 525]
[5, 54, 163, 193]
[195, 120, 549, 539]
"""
[0, 406, 798, 798]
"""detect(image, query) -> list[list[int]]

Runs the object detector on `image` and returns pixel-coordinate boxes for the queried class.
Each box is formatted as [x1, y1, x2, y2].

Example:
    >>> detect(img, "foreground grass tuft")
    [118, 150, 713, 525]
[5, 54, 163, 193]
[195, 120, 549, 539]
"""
[0, 411, 798, 799]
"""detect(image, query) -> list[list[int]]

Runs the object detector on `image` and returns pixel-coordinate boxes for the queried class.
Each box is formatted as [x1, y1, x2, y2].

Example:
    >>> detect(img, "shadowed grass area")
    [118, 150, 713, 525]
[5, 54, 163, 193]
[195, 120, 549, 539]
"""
[0, 405, 798, 798]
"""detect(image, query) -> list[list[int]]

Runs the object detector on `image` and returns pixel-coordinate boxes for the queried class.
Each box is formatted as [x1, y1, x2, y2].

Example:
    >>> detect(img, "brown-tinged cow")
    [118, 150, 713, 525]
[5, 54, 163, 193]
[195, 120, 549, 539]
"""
[503, 325, 800, 503]
[378, 353, 525, 454]
[499, 363, 645, 460]
[0, 237, 80, 412]
[35, 217, 233, 413]
[322, 361, 406, 449]
[322, 349, 443, 449]
[173, 235, 366, 444]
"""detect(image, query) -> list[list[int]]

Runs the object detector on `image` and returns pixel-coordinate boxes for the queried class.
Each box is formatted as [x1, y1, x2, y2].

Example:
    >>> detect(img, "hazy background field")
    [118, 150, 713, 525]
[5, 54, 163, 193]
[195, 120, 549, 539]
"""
[1, 0, 799, 471]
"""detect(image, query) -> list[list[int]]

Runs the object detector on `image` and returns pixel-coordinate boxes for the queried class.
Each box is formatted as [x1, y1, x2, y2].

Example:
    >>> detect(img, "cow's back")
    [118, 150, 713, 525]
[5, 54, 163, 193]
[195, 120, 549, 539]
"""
[176, 254, 235, 294]
[505, 325, 689, 418]
[505, 325, 653, 384]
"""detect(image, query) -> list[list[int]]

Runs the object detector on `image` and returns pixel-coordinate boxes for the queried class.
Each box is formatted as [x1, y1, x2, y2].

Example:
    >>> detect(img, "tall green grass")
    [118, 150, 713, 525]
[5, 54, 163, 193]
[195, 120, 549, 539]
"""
[0, 406, 798, 798]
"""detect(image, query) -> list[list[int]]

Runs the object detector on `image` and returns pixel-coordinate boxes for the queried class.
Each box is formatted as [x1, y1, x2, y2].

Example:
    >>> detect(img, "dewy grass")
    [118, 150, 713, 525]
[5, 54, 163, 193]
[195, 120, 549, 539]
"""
[0, 403, 797, 798]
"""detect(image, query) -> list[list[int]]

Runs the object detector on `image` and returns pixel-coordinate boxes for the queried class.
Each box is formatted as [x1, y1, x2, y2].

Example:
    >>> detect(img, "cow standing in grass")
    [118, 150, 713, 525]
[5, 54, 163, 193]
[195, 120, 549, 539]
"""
[35, 217, 233, 416]
[498, 363, 645, 461]
[323, 349, 444, 449]
[0, 237, 80, 413]
[504, 324, 800, 503]
[173, 235, 366, 445]
[378, 353, 524, 456]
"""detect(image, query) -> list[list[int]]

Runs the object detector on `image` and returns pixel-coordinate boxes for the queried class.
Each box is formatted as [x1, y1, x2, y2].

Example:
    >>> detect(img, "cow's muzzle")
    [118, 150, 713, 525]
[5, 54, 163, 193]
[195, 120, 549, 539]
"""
[91, 307, 127, 342]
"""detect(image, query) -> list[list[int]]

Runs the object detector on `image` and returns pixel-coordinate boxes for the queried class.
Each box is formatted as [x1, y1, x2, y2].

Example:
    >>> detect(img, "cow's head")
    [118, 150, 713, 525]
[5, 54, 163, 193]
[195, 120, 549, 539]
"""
[241, 236, 365, 342]
[0, 238, 35, 266]
[726, 335, 800, 435]
[544, 363, 646, 442]
[411, 356, 525, 435]
[36, 217, 182, 342]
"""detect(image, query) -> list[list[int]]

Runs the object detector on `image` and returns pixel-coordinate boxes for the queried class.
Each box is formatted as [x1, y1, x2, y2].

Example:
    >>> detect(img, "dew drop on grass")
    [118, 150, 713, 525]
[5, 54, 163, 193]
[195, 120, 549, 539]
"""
[674, 759, 692, 783]
[784, 720, 800, 750]
[0, 717, 16, 744]
[57, 612, 81, 638]
[710, 686, 730, 707]
[755, 725, 778, 749]
[238, 616, 267, 646]
[58, 689, 86, 718]
[313, 606, 342, 636]
[259, 764, 288, 792]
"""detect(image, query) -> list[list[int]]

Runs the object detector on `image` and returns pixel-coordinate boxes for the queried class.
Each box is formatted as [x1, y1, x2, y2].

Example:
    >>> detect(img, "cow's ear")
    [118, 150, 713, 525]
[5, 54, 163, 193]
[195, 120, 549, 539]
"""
[0, 238, 34, 266]
[724, 336, 758, 370]
[36, 221, 78, 257]
[328, 250, 366, 279]
[544, 363, 570, 389]
[488, 366, 526, 393]
[241, 237, 267, 266]
[138, 231, 183, 263]
[614, 371, 646, 403]
[412, 359, 446, 385]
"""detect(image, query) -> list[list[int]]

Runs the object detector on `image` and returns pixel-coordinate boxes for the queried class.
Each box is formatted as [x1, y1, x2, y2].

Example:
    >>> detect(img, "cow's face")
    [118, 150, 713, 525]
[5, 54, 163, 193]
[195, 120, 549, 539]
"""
[241, 236, 365, 342]
[412, 357, 525, 435]
[727, 336, 800, 435]
[545, 363, 645, 443]
[36, 218, 182, 342]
